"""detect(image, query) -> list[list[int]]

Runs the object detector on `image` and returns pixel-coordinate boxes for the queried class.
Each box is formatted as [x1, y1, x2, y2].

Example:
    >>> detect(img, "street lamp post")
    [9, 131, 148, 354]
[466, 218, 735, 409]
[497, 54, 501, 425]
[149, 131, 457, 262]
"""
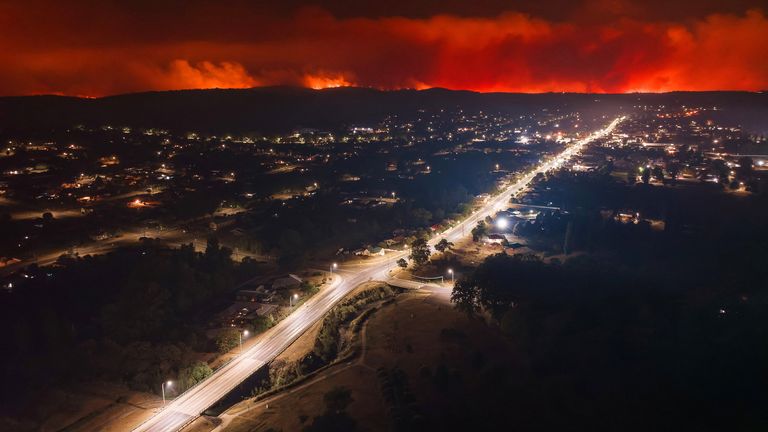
[330, 262, 338, 274]
[239, 330, 249, 352]
[161, 380, 172, 407]
[290, 293, 299, 307]
[447, 268, 454, 284]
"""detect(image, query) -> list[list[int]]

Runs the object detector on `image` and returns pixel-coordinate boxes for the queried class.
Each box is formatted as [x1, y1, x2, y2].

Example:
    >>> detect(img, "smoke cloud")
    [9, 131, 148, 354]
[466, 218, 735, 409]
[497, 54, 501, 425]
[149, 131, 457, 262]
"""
[0, 3, 766, 96]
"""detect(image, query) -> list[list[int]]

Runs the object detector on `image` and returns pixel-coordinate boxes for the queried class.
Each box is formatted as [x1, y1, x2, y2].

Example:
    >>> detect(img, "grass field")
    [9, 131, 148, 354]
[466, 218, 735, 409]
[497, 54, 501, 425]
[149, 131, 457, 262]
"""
[217, 287, 511, 431]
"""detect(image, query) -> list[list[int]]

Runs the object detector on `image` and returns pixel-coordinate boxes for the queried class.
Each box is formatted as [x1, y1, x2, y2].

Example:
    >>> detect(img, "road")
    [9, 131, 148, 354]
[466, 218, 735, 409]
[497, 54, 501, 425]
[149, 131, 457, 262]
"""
[1, 222, 272, 278]
[132, 117, 623, 432]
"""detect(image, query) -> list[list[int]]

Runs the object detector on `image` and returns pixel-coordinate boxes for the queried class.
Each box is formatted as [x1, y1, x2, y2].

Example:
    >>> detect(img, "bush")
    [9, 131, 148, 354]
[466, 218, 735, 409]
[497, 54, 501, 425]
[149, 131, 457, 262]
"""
[269, 359, 302, 388]
[301, 281, 320, 296]
[215, 328, 240, 353]
[312, 285, 397, 362]
[251, 314, 275, 333]
[178, 361, 213, 390]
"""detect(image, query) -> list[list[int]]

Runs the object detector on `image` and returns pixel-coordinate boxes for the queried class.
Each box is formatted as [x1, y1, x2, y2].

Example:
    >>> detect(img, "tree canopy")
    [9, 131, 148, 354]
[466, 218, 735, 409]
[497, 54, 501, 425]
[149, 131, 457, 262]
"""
[409, 238, 431, 267]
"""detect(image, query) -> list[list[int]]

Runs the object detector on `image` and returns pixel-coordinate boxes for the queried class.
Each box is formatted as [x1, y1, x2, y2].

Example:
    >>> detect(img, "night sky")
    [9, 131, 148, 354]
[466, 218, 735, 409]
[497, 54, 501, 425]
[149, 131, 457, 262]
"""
[1, 0, 767, 96]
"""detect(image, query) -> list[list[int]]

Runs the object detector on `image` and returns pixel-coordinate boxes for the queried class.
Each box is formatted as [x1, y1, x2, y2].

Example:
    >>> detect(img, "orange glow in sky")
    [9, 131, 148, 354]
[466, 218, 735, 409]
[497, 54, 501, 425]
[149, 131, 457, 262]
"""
[0, 3, 767, 96]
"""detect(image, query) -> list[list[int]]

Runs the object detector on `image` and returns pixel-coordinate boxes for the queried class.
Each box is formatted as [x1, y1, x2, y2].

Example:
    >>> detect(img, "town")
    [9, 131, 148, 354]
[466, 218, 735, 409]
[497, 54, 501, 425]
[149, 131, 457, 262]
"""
[2, 88, 768, 432]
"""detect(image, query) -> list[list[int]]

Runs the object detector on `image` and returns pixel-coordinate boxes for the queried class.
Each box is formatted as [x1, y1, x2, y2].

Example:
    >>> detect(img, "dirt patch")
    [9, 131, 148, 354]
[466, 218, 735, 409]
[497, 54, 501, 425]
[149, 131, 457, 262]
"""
[0, 382, 161, 432]
[218, 289, 512, 431]
[183, 415, 220, 432]
[280, 318, 325, 364]
[449, 236, 506, 265]
[223, 366, 386, 432]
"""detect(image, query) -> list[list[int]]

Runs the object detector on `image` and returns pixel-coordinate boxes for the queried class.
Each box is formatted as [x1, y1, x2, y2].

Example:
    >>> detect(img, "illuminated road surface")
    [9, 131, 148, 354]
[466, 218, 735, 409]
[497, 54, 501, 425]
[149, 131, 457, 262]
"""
[132, 117, 623, 432]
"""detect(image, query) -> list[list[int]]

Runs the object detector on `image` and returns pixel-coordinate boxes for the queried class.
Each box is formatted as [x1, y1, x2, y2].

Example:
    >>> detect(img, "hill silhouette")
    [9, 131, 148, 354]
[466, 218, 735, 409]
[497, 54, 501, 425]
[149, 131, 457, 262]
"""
[1, 87, 766, 135]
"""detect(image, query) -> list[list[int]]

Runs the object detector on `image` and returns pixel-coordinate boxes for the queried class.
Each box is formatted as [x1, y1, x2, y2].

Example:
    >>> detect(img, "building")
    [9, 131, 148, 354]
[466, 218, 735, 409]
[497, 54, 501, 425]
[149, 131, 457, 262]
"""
[212, 302, 278, 328]
[272, 274, 303, 290]
[485, 234, 506, 244]
[364, 246, 385, 256]
[236, 286, 275, 303]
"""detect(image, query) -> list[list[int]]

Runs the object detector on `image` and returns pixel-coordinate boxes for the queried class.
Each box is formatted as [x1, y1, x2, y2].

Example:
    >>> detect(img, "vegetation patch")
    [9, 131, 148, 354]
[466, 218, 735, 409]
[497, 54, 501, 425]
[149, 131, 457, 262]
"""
[251, 283, 400, 398]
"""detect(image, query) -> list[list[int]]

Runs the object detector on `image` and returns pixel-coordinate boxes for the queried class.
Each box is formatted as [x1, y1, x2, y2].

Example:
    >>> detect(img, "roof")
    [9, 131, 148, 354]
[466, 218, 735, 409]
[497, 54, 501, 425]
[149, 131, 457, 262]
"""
[272, 274, 303, 289]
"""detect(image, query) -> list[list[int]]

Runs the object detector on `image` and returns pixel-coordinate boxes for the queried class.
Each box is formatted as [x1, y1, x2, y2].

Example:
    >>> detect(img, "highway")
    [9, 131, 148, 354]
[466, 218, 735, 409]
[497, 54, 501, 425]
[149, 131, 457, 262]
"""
[132, 116, 623, 432]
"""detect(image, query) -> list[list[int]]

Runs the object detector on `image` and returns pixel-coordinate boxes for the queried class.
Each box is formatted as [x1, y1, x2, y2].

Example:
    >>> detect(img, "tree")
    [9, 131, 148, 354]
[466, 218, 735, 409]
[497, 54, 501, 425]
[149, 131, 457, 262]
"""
[451, 278, 480, 316]
[301, 281, 319, 296]
[252, 314, 275, 333]
[652, 166, 665, 183]
[410, 208, 432, 226]
[409, 238, 431, 267]
[324, 386, 353, 414]
[178, 361, 213, 390]
[397, 258, 408, 269]
[737, 156, 754, 181]
[641, 167, 651, 185]
[434, 238, 454, 253]
[451, 253, 546, 320]
[667, 162, 681, 184]
[471, 221, 487, 242]
[303, 387, 357, 432]
[710, 159, 729, 184]
[278, 229, 305, 268]
[215, 328, 240, 353]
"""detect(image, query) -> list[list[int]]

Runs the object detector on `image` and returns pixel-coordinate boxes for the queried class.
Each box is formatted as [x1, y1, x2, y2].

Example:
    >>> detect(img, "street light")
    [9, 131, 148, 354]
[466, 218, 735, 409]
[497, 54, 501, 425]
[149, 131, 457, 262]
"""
[447, 268, 454, 284]
[161, 380, 172, 406]
[290, 293, 299, 307]
[496, 217, 509, 230]
[330, 262, 338, 274]
[239, 330, 249, 352]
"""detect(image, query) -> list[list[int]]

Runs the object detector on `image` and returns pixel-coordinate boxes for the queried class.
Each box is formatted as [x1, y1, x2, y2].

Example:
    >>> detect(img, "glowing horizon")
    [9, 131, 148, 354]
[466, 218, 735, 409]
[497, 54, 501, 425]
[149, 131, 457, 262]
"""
[1, 3, 767, 97]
